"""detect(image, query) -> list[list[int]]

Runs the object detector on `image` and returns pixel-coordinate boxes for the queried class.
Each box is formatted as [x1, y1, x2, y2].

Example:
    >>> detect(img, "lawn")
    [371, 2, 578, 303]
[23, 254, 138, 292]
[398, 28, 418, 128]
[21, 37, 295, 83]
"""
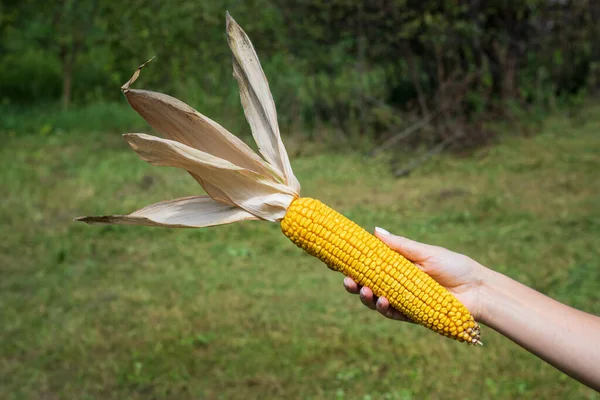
[1, 105, 599, 399]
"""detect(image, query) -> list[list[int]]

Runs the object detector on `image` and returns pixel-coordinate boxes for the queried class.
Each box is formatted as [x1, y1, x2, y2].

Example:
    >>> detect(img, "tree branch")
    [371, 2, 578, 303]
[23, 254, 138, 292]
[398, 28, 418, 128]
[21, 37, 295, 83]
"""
[393, 132, 460, 177]
[369, 109, 442, 157]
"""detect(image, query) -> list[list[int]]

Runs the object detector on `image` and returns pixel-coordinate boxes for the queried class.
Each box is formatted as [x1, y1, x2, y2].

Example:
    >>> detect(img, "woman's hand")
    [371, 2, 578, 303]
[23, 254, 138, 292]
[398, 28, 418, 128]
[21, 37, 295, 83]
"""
[343, 227, 600, 391]
[343, 227, 487, 322]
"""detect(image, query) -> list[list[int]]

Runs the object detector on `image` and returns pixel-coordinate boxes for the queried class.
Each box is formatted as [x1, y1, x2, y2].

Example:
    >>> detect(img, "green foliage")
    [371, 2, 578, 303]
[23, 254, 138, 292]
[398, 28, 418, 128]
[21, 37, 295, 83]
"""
[0, 49, 62, 102]
[2, 0, 597, 142]
[0, 104, 599, 399]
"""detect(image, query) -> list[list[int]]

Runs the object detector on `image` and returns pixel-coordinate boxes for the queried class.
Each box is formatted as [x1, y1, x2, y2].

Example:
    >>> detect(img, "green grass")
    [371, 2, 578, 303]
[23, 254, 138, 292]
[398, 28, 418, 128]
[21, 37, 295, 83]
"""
[1, 105, 599, 400]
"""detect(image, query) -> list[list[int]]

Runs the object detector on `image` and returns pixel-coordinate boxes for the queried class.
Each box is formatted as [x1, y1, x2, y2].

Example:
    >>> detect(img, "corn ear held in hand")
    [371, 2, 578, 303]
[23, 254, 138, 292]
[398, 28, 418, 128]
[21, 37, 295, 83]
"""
[75, 13, 482, 346]
[282, 197, 482, 345]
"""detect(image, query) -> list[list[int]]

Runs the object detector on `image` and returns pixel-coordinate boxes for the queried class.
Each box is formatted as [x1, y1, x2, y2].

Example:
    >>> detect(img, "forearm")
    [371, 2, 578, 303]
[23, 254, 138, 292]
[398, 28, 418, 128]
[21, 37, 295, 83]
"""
[479, 268, 600, 391]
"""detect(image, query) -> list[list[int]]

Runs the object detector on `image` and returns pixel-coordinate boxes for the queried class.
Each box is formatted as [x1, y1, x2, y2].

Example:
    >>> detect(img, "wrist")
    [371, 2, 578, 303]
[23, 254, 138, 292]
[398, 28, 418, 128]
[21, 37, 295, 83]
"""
[475, 266, 510, 328]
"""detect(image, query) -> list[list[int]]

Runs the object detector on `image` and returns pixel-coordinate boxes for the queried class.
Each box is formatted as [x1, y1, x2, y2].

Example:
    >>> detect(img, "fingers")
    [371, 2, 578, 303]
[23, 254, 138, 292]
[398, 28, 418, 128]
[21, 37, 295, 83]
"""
[359, 286, 378, 310]
[375, 296, 412, 322]
[344, 277, 377, 309]
[343, 276, 360, 294]
[343, 277, 411, 322]
[374, 227, 438, 263]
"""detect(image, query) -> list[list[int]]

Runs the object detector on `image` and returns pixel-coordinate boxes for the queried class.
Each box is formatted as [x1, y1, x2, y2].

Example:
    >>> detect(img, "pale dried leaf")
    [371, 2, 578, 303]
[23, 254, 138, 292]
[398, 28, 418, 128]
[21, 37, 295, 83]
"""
[123, 88, 279, 181]
[121, 56, 155, 91]
[74, 196, 257, 228]
[124, 133, 295, 221]
[226, 12, 301, 193]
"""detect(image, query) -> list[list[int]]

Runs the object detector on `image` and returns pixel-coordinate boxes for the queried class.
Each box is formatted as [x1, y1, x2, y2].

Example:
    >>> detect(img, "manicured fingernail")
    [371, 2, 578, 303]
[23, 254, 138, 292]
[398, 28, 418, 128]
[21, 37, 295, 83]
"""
[375, 227, 390, 235]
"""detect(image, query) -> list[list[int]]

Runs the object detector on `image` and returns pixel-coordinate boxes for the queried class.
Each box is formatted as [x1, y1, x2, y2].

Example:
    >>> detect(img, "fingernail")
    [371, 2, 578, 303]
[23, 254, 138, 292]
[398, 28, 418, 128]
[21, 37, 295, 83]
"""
[359, 287, 366, 297]
[375, 227, 390, 235]
[376, 297, 383, 308]
[343, 277, 350, 289]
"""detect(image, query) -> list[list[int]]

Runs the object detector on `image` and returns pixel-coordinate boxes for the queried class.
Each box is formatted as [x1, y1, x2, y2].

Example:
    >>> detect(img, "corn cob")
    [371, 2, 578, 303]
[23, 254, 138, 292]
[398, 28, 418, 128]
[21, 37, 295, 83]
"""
[75, 13, 482, 346]
[281, 197, 481, 344]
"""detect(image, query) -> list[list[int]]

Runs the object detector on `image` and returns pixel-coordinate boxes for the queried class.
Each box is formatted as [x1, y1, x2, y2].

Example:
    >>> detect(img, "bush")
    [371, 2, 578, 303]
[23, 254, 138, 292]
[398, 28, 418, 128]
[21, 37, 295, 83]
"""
[0, 49, 62, 104]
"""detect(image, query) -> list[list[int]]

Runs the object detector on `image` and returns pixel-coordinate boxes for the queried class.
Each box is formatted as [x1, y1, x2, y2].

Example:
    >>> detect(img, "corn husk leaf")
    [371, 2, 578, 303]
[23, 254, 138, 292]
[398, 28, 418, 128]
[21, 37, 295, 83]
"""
[124, 133, 295, 221]
[75, 196, 257, 228]
[121, 61, 279, 182]
[226, 12, 301, 193]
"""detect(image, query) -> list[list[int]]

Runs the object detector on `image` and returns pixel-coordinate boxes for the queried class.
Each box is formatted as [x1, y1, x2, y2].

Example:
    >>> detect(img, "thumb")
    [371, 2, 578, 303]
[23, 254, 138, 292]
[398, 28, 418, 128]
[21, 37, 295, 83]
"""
[374, 227, 437, 263]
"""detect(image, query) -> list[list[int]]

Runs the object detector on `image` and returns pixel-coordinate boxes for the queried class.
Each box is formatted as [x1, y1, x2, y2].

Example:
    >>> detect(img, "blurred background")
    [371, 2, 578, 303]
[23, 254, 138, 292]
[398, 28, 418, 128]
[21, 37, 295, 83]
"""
[1, 1, 599, 399]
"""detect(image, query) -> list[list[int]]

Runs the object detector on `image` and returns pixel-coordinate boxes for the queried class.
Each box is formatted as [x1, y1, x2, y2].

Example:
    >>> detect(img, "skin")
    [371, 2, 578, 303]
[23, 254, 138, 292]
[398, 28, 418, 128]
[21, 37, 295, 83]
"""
[343, 227, 600, 392]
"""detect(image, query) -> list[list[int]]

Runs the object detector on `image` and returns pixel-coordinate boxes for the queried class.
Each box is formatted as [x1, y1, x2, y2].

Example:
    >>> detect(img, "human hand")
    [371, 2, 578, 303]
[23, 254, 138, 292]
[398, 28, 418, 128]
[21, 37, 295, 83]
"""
[343, 227, 486, 322]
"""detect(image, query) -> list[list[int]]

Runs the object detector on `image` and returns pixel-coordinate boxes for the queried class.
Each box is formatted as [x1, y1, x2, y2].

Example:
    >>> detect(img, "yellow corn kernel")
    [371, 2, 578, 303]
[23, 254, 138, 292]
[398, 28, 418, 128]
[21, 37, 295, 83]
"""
[281, 197, 481, 345]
